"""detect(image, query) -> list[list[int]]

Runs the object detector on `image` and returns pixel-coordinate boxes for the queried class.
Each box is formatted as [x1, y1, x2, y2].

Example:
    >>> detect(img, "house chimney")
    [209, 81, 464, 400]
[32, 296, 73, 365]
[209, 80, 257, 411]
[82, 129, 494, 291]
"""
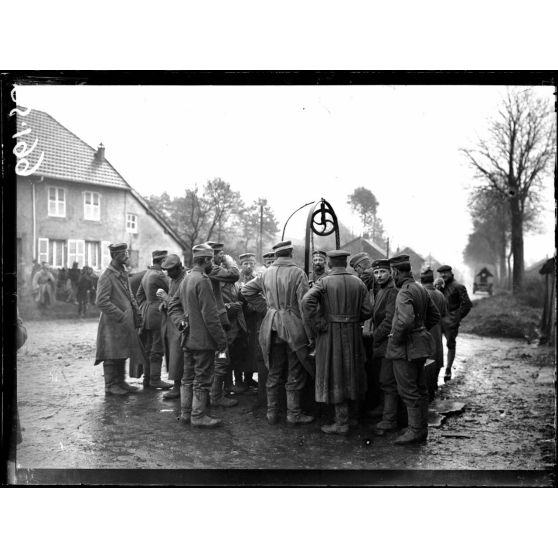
[95, 142, 105, 162]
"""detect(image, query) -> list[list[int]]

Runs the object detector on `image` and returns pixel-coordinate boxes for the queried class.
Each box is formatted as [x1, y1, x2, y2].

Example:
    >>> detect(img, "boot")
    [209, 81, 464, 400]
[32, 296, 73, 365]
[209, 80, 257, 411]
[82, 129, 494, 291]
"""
[321, 401, 349, 435]
[373, 393, 399, 435]
[117, 361, 139, 392]
[191, 390, 222, 428]
[148, 360, 173, 389]
[232, 370, 247, 393]
[266, 387, 280, 425]
[210, 375, 238, 407]
[179, 385, 193, 423]
[104, 362, 128, 396]
[444, 349, 455, 381]
[245, 373, 258, 389]
[286, 390, 314, 425]
[163, 380, 181, 400]
[142, 359, 151, 388]
[394, 407, 427, 445]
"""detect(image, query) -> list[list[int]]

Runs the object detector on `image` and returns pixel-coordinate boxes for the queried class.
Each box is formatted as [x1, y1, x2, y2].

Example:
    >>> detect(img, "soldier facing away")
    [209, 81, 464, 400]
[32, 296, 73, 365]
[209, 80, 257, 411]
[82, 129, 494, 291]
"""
[242, 240, 315, 426]
[302, 249, 372, 434]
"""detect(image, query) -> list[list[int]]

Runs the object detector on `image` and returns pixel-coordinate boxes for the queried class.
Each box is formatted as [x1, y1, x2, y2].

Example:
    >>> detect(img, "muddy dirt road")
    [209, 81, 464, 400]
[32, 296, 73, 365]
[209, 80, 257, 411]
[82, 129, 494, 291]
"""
[11, 318, 556, 484]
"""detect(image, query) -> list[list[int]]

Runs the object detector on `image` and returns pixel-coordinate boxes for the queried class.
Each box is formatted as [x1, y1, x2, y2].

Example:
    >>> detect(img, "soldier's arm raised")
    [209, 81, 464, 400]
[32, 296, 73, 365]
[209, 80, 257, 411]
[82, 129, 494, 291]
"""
[208, 261, 240, 284]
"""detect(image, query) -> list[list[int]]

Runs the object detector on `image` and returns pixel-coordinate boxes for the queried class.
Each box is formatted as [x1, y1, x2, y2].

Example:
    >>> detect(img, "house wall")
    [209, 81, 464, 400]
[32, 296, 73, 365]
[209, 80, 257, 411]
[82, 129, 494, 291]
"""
[17, 176, 184, 285]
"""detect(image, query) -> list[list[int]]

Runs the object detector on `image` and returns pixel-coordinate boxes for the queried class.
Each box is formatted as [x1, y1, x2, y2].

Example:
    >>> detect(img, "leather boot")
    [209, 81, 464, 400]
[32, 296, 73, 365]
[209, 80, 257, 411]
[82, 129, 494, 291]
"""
[394, 407, 427, 444]
[266, 387, 280, 424]
[117, 360, 139, 392]
[191, 390, 222, 428]
[142, 359, 151, 388]
[104, 361, 128, 396]
[321, 401, 349, 435]
[444, 349, 455, 381]
[148, 360, 173, 389]
[286, 390, 314, 425]
[374, 393, 399, 435]
[179, 385, 193, 423]
[210, 374, 238, 408]
[163, 380, 181, 400]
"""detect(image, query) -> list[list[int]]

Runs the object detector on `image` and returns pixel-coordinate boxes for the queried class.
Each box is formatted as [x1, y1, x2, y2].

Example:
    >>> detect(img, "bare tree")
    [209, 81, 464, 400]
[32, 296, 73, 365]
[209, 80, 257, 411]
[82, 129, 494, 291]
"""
[462, 88, 555, 293]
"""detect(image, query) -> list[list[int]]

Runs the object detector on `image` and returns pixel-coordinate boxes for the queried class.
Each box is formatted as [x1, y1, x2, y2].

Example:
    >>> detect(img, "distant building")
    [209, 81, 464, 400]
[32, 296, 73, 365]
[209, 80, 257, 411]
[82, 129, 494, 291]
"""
[392, 246, 442, 277]
[16, 108, 186, 285]
[340, 236, 387, 262]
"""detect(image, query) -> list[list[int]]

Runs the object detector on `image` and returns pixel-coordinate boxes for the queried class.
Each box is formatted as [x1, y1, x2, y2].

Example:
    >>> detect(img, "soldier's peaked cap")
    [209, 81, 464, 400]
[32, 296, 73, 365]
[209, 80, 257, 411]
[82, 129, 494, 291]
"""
[161, 254, 181, 270]
[420, 268, 434, 282]
[152, 250, 168, 260]
[437, 264, 452, 272]
[389, 254, 411, 269]
[239, 252, 256, 261]
[192, 243, 214, 258]
[312, 249, 327, 257]
[372, 259, 390, 270]
[207, 241, 224, 251]
[349, 252, 369, 268]
[326, 249, 351, 258]
[108, 242, 128, 254]
[272, 240, 292, 252]
[263, 251, 276, 259]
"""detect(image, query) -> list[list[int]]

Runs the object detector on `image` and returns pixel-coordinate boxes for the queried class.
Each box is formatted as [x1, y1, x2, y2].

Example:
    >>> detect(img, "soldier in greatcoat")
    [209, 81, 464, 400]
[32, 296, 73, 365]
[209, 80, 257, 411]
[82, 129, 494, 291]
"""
[168, 244, 227, 428]
[436, 264, 472, 381]
[136, 250, 172, 389]
[369, 259, 401, 435]
[242, 240, 314, 426]
[385, 254, 440, 444]
[94, 243, 145, 396]
[158, 254, 187, 399]
[421, 268, 448, 400]
[302, 250, 372, 434]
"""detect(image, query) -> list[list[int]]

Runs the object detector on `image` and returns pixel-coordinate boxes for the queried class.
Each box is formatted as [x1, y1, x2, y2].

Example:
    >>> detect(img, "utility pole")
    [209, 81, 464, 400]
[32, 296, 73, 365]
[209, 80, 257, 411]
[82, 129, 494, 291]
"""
[259, 202, 264, 260]
[386, 237, 390, 259]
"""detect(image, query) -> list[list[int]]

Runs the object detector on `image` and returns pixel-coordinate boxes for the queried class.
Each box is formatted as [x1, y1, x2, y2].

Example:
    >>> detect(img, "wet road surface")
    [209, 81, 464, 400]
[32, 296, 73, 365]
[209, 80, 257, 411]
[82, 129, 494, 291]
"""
[12, 319, 556, 479]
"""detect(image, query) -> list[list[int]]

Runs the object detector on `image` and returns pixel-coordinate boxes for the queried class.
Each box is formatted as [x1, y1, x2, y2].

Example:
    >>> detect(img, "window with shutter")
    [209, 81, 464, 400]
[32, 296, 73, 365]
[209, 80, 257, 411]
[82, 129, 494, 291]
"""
[68, 239, 85, 267]
[101, 241, 111, 270]
[38, 238, 49, 263]
[84, 191, 101, 221]
[48, 187, 66, 217]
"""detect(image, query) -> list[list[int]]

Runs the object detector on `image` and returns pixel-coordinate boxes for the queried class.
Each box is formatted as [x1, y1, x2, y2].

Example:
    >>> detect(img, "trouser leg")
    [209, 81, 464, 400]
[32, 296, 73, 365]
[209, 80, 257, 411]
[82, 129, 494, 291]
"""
[103, 359, 128, 396]
[374, 358, 399, 433]
[211, 347, 238, 408]
[147, 328, 172, 389]
[321, 400, 349, 435]
[190, 349, 222, 428]
[285, 347, 313, 425]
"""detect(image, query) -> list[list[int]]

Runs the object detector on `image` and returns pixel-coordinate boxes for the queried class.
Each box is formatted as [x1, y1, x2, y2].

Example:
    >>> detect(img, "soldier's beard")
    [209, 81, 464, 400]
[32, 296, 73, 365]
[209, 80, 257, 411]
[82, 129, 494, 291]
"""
[313, 264, 325, 274]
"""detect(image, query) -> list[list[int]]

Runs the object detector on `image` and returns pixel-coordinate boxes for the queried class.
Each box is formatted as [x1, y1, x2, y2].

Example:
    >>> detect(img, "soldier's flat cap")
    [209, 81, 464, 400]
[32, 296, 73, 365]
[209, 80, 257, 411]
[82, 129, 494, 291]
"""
[239, 252, 257, 261]
[437, 264, 452, 272]
[389, 254, 411, 270]
[326, 249, 351, 258]
[312, 249, 327, 257]
[372, 259, 391, 270]
[152, 250, 168, 260]
[161, 254, 182, 270]
[272, 240, 292, 252]
[420, 268, 434, 283]
[349, 252, 370, 268]
[108, 242, 128, 254]
[263, 252, 276, 259]
[192, 243, 214, 258]
[207, 241, 224, 251]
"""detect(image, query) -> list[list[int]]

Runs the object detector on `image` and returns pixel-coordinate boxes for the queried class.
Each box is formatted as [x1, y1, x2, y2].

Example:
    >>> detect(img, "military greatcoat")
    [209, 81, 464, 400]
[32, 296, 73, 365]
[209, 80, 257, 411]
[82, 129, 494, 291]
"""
[302, 268, 373, 404]
[424, 283, 447, 369]
[136, 266, 169, 330]
[94, 263, 146, 365]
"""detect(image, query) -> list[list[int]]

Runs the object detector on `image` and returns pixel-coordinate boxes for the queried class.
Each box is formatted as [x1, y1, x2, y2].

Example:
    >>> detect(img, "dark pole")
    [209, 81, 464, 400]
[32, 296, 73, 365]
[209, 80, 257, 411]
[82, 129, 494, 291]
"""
[259, 202, 264, 260]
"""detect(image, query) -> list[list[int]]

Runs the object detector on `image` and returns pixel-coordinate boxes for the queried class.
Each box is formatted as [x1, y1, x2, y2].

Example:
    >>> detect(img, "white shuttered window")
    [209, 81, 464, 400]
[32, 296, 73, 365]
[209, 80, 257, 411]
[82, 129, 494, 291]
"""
[38, 238, 49, 263]
[101, 241, 111, 270]
[67, 239, 85, 267]
[48, 187, 65, 217]
[84, 191, 101, 221]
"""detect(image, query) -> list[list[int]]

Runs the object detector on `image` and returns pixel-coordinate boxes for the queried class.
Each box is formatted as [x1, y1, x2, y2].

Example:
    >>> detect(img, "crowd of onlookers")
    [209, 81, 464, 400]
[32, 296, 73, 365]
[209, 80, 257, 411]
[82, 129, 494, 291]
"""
[24, 260, 99, 316]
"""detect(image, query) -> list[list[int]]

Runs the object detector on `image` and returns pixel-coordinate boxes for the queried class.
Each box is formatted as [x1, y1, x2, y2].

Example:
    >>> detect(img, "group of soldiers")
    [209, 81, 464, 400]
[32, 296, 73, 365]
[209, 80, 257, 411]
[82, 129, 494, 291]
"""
[94, 239, 471, 444]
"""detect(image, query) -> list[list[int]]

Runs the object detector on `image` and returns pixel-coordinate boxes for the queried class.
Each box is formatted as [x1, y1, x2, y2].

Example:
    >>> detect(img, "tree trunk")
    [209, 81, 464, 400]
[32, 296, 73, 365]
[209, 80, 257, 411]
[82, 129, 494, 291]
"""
[509, 196, 524, 294]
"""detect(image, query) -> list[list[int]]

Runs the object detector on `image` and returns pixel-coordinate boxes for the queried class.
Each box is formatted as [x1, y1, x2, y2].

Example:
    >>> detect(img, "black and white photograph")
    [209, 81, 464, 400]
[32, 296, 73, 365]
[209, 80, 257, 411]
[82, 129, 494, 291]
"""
[4, 74, 556, 487]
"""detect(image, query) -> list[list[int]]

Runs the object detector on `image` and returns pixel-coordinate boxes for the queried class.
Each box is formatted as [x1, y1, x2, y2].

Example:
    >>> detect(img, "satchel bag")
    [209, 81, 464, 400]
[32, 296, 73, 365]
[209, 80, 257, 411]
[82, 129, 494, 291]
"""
[406, 327, 436, 361]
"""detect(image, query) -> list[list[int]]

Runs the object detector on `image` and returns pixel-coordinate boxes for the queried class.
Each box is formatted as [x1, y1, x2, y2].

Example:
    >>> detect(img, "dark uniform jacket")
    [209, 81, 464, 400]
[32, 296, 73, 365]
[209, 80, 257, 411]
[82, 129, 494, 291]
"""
[424, 283, 447, 369]
[302, 268, 372, 403]
[441, 276, 472, 328]
[94, 263, 145, 364]
[386, 277, 440, 361]
[129, 269, 147, 297]
[371, 277, 398, 358]
[161, 268, 186, 380]
[136, 266, 169, 330]
[168, 267, 227, 352]
[208, 264, 240, 329]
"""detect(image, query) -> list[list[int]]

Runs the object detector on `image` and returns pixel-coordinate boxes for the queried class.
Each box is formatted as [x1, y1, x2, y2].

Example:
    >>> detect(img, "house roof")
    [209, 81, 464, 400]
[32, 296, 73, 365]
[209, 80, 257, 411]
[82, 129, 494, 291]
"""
[392, 246, 442, 273]
[339, 236, 386, 261]
[17, 107, 187, 251]
[17, 108, 129, 189]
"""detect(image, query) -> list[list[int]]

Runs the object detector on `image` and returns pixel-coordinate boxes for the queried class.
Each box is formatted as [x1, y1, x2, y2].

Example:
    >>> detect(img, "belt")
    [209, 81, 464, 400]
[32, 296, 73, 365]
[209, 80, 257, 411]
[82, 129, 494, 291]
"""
[328, 314, 360, 323]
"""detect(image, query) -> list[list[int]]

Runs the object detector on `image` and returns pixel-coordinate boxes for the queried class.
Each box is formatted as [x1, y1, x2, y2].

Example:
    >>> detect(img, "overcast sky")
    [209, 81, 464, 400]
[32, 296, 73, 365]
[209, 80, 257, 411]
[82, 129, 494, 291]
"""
[15, 84, 555, 271]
